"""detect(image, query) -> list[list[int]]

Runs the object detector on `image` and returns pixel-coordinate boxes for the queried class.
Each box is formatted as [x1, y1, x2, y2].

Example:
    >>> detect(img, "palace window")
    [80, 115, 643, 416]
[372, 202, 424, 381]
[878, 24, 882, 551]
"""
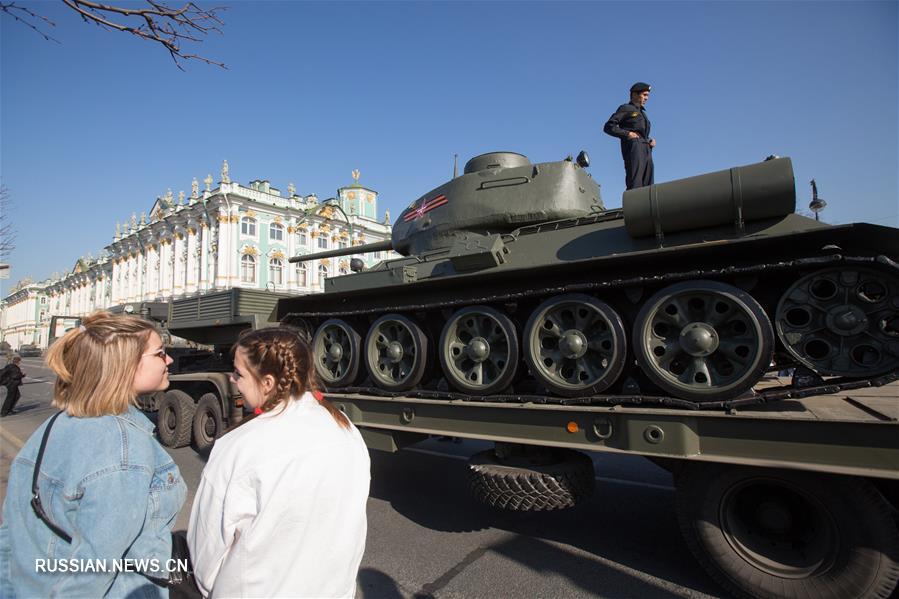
[297, 232, 307, 246]
[269, 223, 284, 242]
[339, 266, 349, 275]
[296, 263, 307, 286]
[317, 236, 328, 250]
[240, 254, 256, 283]
[318, 264, 329, 286]
[338, 240, 348, 249]
[269, 258, 284, 285]
[241, 217, 257, 236]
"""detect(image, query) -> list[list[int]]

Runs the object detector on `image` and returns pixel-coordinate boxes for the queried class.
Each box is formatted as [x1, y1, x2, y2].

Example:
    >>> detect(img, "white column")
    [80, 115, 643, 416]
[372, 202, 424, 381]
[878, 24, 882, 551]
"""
[199, 224, 210, 293]
[96, 276, 106, 309]
[173, 232, 185, 297]
[286, 223, 296, 290]
[136, 251, 146, 301]
[186, 228, 198, 294]
[215, 212, 230, 288]
[123, 256, 131, 303]
[110, 260, 119, 304]
[128, 254, 141, 302]
[159, 240, 171, 298]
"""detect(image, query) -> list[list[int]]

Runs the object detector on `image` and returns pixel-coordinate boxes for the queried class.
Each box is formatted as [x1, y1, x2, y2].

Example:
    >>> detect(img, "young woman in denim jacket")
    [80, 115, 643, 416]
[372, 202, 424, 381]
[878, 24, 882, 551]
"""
[0, 311, 186, 598]
[188, 328, 370, 598]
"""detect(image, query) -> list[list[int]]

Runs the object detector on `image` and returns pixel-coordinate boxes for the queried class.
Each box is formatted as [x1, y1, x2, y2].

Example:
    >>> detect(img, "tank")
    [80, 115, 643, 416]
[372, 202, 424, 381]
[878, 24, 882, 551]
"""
[279, 151, 899, 405]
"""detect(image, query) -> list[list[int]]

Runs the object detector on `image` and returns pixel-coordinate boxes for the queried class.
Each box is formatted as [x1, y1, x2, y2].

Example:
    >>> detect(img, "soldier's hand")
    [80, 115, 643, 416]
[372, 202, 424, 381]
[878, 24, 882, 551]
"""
[627, 131, 639, 140]
[649, 138, 657, 148]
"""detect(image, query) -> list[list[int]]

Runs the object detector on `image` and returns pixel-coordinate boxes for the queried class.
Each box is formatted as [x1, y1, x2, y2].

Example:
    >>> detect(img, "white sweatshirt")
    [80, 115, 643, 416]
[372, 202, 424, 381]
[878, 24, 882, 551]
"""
[187, 393, 370, 598]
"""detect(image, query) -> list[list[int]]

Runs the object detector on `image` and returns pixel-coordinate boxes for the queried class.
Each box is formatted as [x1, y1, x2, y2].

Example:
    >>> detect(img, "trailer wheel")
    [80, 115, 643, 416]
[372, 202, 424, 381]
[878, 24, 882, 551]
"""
[192, 393, 224, 450]
[675, 463, 899, 599]
[157, 390, 195, 448]
[468, 449, 594, 511]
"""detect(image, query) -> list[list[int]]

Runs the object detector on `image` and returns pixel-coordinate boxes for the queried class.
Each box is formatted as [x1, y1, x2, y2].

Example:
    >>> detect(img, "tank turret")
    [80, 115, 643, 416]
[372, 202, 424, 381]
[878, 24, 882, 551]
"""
[290, 152, 601, 265]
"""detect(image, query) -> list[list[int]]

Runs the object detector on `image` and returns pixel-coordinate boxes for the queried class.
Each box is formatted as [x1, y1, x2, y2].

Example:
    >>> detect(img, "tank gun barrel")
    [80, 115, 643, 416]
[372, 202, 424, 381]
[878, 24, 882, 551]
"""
[288, 239, 394, 263]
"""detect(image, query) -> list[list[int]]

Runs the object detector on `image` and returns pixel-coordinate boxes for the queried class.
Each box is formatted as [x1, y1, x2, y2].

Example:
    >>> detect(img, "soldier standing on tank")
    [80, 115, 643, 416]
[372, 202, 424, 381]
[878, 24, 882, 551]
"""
[604, 82, 656, 190]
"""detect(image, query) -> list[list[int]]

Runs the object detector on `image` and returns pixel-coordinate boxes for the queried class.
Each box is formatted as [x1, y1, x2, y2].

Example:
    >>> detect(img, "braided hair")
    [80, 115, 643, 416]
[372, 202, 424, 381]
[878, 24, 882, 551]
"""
[233, 327, 349, 428]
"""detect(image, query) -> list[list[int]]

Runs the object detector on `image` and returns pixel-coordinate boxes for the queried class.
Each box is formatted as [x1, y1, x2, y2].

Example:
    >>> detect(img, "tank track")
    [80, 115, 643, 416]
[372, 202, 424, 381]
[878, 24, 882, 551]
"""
[300, 253, 899, 411]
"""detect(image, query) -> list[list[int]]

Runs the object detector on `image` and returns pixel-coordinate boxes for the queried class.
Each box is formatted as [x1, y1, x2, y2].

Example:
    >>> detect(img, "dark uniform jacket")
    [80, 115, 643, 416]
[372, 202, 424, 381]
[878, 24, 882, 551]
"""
[603, 102, 652, 152]
[0, 363, 23, 387]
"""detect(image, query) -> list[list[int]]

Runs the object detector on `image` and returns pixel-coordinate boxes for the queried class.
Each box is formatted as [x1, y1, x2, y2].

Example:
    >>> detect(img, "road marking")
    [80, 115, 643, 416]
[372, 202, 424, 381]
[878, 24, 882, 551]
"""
[0, 425, 25, 450]
[406, 447, 674, 491]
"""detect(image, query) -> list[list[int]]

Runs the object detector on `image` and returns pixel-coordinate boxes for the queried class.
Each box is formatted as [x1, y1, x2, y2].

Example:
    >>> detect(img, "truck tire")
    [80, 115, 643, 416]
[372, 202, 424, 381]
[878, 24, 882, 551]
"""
[675, 463, 899, 599]
[192, 393, 224, 451]
[468, 449, 594, 511]
[157, 390, 195, 448]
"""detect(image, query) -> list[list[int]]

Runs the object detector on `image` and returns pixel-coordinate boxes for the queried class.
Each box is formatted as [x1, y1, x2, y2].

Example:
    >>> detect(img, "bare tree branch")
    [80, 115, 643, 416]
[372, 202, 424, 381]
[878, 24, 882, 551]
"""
[0, 186, 16, 261]
[2, 0, 227, 69]
[0, 2, 60, 43]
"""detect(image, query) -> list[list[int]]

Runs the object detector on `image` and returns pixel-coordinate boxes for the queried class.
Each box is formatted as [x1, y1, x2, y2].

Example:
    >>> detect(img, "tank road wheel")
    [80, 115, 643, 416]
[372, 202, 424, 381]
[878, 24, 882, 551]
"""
[365, 314, 428, 392]
[776, 267, 899, 377]
[676, 464, 899, 599]
[523, 294, 627, 397]
[156, 389, 195, 448]
[313, 319, 364, 388]
[439, 305, 519, 395]
[633, 281, 774, 401]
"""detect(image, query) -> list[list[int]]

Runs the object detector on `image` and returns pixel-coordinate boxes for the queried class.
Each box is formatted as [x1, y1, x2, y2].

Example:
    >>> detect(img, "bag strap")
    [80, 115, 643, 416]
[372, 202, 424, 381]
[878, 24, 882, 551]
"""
[31, 411, 73, 543]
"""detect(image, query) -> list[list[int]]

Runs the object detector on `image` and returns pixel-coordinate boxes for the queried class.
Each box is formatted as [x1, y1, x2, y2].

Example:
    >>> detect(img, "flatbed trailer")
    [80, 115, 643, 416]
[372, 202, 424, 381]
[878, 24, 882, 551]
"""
[323, 380, 899, 599]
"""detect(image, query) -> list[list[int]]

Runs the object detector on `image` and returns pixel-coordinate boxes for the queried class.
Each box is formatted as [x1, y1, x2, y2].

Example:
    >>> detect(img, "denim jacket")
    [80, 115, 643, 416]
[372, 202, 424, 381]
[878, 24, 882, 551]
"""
[0, 405, 186, 598]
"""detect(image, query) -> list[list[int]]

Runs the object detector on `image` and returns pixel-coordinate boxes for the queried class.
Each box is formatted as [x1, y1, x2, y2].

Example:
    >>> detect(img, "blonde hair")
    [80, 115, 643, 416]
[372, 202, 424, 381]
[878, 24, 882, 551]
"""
[46, 311, 158, 417]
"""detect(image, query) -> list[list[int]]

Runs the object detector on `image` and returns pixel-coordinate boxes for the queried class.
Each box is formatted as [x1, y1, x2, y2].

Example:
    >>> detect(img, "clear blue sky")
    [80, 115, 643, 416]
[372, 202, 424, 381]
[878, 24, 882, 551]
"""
[2, 1, 897, 291]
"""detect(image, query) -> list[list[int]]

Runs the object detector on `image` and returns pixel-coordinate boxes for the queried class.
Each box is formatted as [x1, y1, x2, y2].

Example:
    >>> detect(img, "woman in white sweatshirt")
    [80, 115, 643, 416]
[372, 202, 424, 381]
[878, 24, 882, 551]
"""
[187, 327, 370, 598]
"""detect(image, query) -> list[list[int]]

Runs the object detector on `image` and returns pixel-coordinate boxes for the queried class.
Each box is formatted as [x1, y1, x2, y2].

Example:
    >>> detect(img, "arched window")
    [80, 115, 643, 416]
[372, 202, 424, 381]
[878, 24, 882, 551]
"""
[297, 231, 307, 246]
[241, 217, 257, 236]
[269, 223, 284, 242]
[296, 263, 307, 287]
[240, 254, 256, 283]
[269, 258, 284, 285]
[318, 264, 329, 286]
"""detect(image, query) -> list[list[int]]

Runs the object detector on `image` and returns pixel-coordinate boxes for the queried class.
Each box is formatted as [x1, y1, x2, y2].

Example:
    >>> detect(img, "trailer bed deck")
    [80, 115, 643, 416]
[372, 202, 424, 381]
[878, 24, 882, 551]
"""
[324, 379, 899, 480]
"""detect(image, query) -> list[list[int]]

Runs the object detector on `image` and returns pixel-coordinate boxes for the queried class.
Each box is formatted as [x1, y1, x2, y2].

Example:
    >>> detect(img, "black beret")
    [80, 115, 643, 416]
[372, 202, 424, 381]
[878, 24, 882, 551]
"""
[630, 82, 651, 93]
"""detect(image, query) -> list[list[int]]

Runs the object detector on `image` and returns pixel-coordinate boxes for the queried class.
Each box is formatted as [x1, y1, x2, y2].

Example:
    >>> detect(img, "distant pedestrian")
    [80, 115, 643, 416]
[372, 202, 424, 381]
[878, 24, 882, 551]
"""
[0, 356, 24, 416]
[0, 311, 186, 598]
[188, 327, 370, 598]
[604, 81, 656, 189]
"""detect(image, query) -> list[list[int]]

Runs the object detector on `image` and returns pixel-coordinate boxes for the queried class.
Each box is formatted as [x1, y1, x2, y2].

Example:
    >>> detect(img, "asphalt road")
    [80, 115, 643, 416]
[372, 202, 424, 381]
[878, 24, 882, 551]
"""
[0, 357, 725, 598]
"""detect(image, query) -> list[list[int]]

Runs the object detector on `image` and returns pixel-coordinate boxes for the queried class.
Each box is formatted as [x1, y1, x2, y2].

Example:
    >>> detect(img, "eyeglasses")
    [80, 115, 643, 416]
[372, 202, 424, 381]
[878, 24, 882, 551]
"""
[142, 348, 168, 361]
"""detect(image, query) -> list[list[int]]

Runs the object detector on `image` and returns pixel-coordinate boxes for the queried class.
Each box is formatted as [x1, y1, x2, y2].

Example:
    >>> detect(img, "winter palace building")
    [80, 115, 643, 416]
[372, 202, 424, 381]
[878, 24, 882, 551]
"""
[0, 161, 393, 350]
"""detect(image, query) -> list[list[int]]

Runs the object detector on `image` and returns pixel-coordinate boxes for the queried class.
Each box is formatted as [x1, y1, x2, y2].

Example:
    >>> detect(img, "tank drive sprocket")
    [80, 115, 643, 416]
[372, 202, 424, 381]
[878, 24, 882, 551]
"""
[776, 266, 899, 377]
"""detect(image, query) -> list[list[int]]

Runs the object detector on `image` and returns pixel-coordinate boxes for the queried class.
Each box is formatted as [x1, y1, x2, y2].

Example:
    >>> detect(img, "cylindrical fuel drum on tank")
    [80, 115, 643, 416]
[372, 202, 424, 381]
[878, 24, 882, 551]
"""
[623, 157, 796, 238]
